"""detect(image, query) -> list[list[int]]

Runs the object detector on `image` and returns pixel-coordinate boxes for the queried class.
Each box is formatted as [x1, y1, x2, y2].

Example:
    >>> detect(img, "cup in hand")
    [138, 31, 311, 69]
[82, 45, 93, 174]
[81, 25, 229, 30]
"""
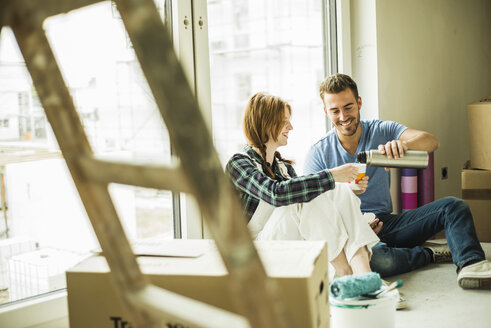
[347, 163, 366, 190]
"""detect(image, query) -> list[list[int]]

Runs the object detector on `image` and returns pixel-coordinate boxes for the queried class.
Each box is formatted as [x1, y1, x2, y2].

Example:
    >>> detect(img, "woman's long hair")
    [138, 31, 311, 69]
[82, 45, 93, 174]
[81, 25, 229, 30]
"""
[243, 92, 292, 178]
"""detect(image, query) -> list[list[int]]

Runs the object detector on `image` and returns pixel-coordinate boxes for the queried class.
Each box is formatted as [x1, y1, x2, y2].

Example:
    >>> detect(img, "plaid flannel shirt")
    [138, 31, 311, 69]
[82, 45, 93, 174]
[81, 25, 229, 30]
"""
[225, 146, 335, 221]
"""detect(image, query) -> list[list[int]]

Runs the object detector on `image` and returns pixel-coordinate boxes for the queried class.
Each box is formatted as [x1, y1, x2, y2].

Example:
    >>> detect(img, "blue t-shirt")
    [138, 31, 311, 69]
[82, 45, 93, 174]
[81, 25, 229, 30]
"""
[304, 120, 407, 214]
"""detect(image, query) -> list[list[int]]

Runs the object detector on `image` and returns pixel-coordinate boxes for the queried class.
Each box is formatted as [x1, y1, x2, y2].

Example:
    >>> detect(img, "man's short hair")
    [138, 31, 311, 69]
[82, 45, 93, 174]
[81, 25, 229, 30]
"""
[319, 73, 359, 100]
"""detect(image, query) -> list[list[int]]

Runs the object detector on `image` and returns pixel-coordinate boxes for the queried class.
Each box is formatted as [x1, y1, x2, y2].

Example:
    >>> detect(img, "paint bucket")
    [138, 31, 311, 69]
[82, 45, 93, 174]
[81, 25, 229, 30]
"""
[330, 289, 398, 328]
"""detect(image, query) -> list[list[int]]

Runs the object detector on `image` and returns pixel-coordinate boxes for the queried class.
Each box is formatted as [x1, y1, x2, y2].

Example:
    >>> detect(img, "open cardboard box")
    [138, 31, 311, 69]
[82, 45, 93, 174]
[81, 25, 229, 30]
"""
[66, 239, 329, 328]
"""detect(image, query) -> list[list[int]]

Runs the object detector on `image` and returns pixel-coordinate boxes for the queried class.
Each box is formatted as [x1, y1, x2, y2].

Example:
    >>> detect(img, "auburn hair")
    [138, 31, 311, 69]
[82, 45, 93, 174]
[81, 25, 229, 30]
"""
[243, 92, 292, 178]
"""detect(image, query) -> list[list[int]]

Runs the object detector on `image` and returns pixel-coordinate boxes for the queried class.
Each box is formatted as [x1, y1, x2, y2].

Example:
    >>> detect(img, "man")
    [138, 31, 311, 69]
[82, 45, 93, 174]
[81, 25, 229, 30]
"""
[304, 73, 491, 290]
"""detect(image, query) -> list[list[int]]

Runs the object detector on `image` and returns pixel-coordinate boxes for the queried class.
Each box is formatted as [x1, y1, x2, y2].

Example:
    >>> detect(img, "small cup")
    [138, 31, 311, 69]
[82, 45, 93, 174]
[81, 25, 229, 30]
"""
[347, 163, 366, 190]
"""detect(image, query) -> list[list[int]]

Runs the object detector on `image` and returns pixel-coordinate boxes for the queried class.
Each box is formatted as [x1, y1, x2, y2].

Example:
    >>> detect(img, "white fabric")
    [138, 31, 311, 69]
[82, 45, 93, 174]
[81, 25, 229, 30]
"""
[247, 159, 294, 239]
[247, 157, 379, 266]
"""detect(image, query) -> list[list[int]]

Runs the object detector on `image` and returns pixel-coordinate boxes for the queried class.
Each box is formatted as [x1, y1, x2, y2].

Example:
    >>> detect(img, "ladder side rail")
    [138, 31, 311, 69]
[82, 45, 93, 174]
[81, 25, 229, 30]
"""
[115, 0, 290, 327]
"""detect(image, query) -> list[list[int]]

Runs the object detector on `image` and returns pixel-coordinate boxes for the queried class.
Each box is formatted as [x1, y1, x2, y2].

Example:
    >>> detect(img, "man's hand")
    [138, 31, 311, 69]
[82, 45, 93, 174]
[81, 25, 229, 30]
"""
[378, 140, 408, 171]
[378, 139, 408, 159]
[330, 164, 358, 183]
[369, 218, 383, 234]
[353, 176, 369, 194]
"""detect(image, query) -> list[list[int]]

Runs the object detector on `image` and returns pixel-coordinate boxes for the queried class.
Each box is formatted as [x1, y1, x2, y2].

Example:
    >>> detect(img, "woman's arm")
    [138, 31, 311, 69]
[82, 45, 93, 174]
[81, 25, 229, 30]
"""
[226, 154, 335, 207]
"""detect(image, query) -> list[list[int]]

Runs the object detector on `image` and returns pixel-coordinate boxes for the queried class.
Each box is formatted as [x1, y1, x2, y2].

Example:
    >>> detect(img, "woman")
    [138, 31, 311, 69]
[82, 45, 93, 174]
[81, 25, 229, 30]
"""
[226, 92, 380, 277]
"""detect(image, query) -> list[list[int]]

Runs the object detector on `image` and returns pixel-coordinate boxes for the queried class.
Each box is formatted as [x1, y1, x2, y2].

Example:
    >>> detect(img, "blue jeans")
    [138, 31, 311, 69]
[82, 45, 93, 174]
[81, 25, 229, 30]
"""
[369, 197, 485, 278]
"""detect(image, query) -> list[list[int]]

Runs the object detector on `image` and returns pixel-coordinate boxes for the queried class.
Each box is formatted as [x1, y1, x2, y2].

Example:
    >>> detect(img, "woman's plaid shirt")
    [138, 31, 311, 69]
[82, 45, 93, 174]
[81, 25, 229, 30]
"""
[226, 146, 335, 221]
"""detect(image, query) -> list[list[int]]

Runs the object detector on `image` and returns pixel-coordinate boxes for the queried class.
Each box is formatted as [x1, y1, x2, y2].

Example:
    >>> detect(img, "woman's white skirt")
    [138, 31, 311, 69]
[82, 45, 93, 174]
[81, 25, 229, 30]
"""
[249, 183, 380, 266]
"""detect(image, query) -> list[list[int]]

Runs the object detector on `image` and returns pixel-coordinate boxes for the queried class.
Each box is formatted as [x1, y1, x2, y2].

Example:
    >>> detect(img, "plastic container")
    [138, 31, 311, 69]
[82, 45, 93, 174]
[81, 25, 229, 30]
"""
[347, 163, 366, 190]
[330, 288, 398, 328]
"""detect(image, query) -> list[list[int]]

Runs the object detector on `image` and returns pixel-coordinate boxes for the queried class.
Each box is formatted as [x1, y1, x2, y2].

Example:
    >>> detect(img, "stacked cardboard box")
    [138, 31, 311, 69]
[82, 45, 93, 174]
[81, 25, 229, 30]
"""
[467, 96, 491, 170]
[462, 169, 491, 242]
[66, 239, 329, 328]
[464, 96, 491, 241]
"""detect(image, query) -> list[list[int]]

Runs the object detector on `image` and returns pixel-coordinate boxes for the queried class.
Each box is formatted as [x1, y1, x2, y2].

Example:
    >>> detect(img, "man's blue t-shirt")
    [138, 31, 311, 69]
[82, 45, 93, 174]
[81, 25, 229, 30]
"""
[304, 120, 407, 214]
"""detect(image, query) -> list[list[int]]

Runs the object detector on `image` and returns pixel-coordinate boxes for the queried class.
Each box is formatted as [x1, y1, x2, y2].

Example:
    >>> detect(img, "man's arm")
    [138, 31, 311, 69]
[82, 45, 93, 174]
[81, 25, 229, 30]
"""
[399, 128, 439, 153]
[380, 128, 439, 159]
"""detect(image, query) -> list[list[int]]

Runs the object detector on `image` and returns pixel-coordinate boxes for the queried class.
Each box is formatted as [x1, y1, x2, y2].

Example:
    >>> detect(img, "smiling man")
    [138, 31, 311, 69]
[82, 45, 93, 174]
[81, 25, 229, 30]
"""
[304, 73, 491, 294]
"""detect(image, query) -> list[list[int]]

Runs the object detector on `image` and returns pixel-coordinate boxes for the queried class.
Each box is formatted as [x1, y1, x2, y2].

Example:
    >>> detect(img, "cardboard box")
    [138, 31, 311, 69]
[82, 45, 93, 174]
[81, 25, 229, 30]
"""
[462, 169, 491, 242]
[67, 239, 329, 328]
[467, 96, 491, 170]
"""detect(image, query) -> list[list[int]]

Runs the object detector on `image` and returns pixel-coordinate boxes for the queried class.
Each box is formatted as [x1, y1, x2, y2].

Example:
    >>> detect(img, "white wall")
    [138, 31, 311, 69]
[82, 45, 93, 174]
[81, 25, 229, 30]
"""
[350, 0, 379, 121]
[350, 0, 491, 198]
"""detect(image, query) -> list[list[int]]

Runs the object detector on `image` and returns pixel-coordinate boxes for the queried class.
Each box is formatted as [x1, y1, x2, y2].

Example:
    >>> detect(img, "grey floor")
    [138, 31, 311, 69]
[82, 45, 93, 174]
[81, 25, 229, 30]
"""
[393, 241, 491, 328]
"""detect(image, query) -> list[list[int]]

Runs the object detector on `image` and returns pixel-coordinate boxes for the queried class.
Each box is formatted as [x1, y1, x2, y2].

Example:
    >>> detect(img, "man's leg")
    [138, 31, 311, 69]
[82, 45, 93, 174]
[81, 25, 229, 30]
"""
[372, 197, 485, 277]
[369, 242, 431, 277]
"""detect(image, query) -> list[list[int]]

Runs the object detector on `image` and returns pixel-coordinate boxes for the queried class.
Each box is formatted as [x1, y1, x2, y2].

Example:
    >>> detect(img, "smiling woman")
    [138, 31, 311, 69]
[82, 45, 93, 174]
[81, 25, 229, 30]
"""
[242, 92, 293, 173]
[276, 111, 293, 148]
[225, 92, 380, 279]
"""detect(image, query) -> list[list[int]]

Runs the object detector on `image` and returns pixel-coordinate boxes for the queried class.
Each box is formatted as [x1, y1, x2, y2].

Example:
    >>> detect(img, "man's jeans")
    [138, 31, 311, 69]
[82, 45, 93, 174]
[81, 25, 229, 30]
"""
[370, 197, 485, 277]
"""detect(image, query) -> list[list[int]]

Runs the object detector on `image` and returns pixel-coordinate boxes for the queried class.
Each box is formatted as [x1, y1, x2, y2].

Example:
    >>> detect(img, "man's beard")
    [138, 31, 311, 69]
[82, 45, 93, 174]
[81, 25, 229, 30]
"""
[336, 118, 360, 136]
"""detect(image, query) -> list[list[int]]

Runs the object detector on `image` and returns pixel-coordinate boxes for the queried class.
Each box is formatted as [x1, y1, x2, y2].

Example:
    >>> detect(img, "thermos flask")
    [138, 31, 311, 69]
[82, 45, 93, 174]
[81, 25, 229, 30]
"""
[356, 150, 429, 169]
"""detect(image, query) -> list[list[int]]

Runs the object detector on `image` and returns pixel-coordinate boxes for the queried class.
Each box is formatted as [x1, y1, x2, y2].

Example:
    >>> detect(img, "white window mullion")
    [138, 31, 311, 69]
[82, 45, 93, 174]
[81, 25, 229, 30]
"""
[171, 0, 196, 90]
[172, 0, 213, 239]
[192, 0, 212, 131]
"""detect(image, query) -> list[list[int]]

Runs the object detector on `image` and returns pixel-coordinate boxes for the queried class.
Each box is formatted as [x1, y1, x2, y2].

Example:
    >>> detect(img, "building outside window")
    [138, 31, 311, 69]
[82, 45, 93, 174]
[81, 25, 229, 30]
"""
[207, 0, 327, 172]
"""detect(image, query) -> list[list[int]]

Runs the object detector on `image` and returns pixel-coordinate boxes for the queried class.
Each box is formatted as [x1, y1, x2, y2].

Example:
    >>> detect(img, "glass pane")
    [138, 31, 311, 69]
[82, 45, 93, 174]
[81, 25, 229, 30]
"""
[0, 0, 174, 305]
[110, 184, 174, 240]
[207, 0, 326, 172]
[44, 2, 171, 161]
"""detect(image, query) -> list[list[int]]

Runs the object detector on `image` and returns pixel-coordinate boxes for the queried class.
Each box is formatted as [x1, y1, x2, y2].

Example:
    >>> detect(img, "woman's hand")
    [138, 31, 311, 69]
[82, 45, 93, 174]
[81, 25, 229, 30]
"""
[353, 176, 369, 194]
[369, 218, 383, 234]
[330, 164, 358, 183]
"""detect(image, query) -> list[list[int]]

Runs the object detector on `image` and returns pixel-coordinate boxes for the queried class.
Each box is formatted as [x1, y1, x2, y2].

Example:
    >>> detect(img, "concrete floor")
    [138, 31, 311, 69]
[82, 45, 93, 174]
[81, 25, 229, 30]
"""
[393, 241, 491, 328]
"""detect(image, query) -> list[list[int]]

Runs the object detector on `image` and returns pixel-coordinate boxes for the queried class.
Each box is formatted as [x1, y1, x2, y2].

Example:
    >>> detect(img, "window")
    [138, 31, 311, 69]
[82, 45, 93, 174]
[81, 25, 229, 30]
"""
[0, 0, 183, 305]
[0, 0, 337, 313]
[207, 0, 327, 172]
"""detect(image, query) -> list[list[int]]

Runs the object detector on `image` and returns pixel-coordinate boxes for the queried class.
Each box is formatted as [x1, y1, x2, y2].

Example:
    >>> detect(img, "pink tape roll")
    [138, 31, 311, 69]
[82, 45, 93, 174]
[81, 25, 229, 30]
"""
[401, 176, 418, 193]
[401, 193, 418, 212]
[401, 169, 418, 212]
[418, 152, 434, 206]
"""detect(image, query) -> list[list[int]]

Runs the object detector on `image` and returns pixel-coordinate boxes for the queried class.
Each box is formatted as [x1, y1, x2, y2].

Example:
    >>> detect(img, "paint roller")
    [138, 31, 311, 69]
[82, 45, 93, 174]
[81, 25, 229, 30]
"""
[330, 272, 382, 299]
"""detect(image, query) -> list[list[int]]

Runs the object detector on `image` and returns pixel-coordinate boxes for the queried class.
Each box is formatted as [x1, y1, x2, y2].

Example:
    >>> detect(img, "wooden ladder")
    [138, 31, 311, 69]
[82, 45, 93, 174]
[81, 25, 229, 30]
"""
[0, 0, 290, 327]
